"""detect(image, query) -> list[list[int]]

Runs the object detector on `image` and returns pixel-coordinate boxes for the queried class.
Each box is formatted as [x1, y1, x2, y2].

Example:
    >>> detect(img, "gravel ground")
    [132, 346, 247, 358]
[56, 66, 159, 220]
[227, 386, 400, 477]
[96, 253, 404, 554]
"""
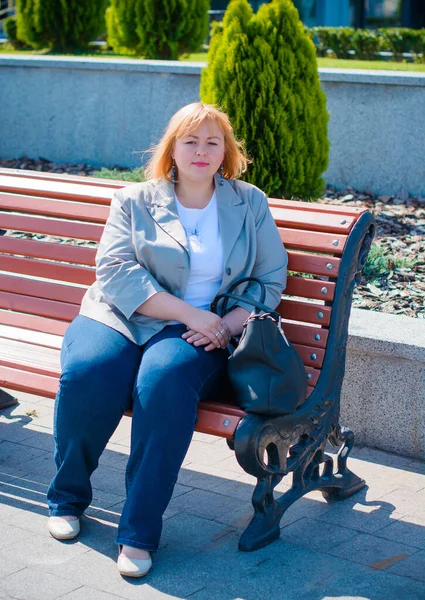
[1, 156, 424, 319]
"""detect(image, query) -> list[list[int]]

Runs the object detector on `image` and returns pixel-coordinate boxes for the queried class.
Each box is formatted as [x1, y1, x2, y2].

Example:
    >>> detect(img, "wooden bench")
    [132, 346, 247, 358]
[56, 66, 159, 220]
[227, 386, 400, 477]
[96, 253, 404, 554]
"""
[0, 168, 376, 551]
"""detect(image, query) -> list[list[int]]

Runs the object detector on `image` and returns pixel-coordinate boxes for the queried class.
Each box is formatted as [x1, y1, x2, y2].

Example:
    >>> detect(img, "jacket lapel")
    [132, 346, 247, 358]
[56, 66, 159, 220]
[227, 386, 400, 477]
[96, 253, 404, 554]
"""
[144, 176, 248, 268]
[215, 174, 248, 271]
[144, 180, 189, 254]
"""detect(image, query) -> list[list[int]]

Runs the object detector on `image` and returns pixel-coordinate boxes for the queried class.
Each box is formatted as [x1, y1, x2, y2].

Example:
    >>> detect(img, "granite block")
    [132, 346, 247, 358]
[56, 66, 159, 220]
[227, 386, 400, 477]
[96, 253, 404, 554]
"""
[161, 513, 233, 549]
[1, 567, 80, 600]
[326, 531, 419, 568]
[386, 549, 425, 582]
[376, 515, 425, 550]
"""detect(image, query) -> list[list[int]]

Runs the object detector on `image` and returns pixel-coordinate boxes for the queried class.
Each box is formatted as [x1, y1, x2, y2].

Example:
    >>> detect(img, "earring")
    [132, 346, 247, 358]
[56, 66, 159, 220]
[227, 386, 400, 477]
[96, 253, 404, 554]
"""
[171, 160, 176, 185]
[219, 164, 224, 186]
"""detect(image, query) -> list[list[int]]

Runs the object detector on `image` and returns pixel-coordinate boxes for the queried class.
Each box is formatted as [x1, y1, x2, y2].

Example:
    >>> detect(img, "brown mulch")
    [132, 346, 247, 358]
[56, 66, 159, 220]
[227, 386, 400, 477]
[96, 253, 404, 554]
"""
[320, 187, 425, 319]
[1, 156, 424, 319]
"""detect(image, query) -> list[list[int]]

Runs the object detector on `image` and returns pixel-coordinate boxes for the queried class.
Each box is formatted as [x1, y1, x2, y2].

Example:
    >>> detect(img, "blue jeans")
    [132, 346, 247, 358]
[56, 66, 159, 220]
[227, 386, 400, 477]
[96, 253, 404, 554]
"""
[47, 315, 232, 551]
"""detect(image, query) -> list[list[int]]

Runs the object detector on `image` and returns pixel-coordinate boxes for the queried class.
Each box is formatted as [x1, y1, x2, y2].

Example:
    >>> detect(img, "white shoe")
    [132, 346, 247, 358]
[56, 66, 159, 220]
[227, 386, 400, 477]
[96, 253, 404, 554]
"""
[117, 550, 152, 578]
[48, 516, 80, 540]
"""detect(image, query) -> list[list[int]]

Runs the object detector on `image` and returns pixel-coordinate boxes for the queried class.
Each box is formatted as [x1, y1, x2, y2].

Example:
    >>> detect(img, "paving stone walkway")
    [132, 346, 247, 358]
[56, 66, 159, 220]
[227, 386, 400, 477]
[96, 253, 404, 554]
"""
[1, 390, 424, 600]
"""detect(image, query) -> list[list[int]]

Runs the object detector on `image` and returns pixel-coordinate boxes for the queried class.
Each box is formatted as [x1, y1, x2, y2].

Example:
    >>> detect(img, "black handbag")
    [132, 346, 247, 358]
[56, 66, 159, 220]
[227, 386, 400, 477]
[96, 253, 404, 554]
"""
[210, 277, 307, 417]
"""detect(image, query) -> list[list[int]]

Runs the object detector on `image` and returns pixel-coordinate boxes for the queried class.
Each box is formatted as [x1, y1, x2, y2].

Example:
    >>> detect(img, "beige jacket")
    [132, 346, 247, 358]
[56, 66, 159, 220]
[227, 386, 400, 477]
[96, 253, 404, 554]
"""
[80, 174, 288, 345]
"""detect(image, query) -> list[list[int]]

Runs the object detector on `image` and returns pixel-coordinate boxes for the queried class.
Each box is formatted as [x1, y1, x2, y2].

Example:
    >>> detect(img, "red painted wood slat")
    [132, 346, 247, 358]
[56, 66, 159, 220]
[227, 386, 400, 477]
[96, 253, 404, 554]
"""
[0, 364, 58, 398]
[278, 299, 332, 326]
[0, 168, 127, 189]
[0, 214, 103, 241]
[281, 322, 328, 349]
[270, 206, 354, 234]
[0, 310, 69, 336]
[0, 236, 97, 265]
[0, 274, 86, 305]
[0, 175, 114, 204]
[269, 197, 365, 218]
[0, 290, 79, 321]
[279, 227, 346, 255]
[0, 193, 109, 223]
[0, 255, 96, 286]
[285, 276, 335, 301]
[287, 251, 340, 277]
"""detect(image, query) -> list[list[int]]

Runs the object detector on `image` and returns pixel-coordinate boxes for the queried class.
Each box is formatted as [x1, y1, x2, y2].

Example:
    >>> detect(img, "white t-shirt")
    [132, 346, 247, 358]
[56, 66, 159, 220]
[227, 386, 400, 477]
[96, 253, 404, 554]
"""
[175, 192, 223, 310]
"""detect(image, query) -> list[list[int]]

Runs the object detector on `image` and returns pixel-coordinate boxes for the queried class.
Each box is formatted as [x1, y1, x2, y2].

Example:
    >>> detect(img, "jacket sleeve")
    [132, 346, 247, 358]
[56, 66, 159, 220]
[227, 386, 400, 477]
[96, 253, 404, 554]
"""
[96, 189, 166, 319]
[235, 191, 288, 313]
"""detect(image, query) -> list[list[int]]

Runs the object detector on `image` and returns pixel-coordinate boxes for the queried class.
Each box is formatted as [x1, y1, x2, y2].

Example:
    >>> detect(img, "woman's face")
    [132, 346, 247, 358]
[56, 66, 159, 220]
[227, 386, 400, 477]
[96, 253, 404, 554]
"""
[172, 119, 225, 185]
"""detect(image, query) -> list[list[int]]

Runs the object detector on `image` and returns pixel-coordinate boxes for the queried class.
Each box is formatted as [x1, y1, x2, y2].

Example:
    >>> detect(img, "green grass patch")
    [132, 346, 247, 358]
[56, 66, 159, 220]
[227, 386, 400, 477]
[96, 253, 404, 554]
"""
[362, 244, 417, 282]
[1, 43, 424, 71]
[91, 167, 145, 182]
[316, 57, 425, 72]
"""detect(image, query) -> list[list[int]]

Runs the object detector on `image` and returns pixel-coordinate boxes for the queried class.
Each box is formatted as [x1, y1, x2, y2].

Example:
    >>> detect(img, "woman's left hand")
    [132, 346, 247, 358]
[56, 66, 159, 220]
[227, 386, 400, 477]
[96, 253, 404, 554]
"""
[183, 323, 232, 351]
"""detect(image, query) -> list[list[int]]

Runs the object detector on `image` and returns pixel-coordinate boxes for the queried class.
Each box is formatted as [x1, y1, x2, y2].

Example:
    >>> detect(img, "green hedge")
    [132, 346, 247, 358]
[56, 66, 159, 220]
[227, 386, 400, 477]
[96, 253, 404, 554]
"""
[310, 27, 425, 62]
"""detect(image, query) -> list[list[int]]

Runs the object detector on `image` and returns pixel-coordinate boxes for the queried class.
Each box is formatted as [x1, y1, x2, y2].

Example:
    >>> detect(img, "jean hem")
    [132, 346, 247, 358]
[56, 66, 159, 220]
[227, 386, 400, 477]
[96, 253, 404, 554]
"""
[116, 538, 158, 552]
[49, 509, 83, 518]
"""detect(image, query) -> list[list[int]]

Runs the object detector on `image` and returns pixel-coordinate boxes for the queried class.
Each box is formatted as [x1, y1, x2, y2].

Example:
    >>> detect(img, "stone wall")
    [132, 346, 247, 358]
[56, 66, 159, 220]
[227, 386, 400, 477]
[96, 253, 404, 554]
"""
[1, 55, 425, 195]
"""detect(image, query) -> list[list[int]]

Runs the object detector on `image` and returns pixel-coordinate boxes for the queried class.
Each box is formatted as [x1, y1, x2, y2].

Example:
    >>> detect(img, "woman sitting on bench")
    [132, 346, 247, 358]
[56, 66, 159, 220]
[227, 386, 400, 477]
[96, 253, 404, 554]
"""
[47, 102, 288, 577]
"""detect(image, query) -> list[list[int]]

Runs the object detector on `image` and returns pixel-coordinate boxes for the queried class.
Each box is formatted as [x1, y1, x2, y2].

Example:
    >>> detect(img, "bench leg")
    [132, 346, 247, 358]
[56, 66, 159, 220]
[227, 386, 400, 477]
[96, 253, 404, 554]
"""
[320, 424, 366, 501]
[0, 389, 18, 411]
[237, 426, 365, 552]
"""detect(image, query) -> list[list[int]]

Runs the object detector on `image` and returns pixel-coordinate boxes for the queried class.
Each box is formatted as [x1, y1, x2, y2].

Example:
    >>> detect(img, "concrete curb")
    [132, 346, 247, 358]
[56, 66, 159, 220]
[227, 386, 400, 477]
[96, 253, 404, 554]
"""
[342, 309, 425, 460]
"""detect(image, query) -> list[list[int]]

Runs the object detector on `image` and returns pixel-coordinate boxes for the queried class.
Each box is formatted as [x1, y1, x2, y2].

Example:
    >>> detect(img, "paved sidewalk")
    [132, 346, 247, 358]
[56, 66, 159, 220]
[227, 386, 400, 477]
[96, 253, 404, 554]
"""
[1, 390, 424, 600]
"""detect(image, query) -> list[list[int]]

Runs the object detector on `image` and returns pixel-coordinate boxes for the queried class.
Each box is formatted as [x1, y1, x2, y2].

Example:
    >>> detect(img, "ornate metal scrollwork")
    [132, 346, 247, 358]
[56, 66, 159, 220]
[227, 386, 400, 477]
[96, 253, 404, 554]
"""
[233, 212, 376, 552]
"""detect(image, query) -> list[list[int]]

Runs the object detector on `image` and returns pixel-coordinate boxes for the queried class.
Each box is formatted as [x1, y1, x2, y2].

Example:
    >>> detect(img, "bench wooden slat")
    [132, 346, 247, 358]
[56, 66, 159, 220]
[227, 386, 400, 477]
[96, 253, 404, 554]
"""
[0, 236, 97, 265]
[0, 332, 320, 387]
[278, 299, 331, 326]
[0, 175, 113, 204]
[0, 357, 59, 378]
[287, 251, 340, 278]
[269, 198, 365, 218]
[293, 344, 325, 368]
[0, 274, 86, 305]
[0, 337, 60, 377]
[279, 228, 346, 255]
[0, 290, 78, 321]
[0, 309, 69, 336]
[281, 322, 328, 349]
[0, 255, 96, 286]
[0, 168, 126, 189]
[270, 206, 354, 234]
[0, 214, 103, 241]
[0, 238, 339, 282]
[285, 276, 335, 301]
[0, 364, 58, 398]
[0, 193, 109, 223]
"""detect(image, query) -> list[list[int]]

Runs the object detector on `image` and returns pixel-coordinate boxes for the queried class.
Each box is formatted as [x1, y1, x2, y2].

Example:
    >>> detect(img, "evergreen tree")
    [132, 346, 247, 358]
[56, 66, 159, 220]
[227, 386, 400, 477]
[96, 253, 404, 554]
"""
[107, 0, 210, 60]
[201, 0, 329, 199]
[16, 0, 109, 51]
[106, 0, 140, 55]
[135, 0, 209, 59]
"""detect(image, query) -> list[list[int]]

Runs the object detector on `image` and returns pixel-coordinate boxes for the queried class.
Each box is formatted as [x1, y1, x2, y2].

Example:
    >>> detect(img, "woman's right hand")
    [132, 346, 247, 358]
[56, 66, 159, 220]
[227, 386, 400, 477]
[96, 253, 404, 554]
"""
[183, 308, 229, 350]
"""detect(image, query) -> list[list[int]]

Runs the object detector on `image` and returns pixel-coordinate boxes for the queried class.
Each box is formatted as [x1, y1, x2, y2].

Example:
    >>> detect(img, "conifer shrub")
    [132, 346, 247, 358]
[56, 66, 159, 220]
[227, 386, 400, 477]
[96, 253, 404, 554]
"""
[16, 0, 109, 51]
[4, 16, 27, 49]
[201, 0, 329, 199]
[106, 0, 140, 55]
[107, 0, 210, 60]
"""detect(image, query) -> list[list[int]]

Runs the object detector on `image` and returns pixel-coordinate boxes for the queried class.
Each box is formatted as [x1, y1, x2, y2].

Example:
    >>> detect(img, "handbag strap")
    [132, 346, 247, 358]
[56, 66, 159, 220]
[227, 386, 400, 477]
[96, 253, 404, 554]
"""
[210, 277, 280, 321]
